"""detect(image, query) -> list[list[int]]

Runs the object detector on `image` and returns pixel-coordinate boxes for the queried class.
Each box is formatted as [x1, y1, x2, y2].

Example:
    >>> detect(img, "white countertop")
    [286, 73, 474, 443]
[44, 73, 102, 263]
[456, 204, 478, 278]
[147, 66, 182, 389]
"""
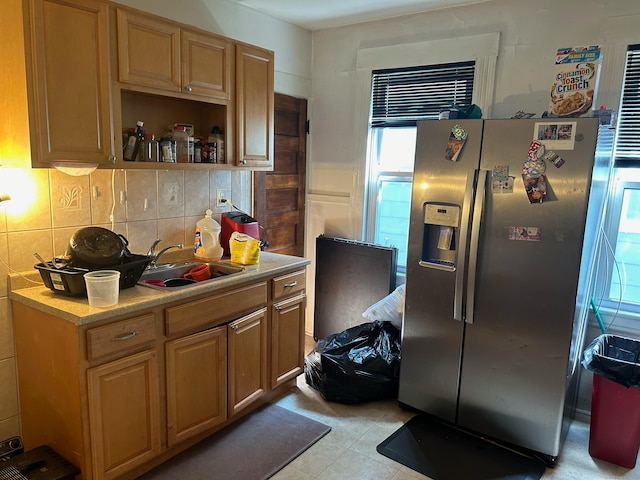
[10, 252, 310, 326]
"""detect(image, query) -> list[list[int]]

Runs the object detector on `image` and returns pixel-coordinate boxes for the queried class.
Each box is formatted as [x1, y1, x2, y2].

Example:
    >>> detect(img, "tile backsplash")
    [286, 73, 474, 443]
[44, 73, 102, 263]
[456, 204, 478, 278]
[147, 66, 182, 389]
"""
[0, 166, 251, 440]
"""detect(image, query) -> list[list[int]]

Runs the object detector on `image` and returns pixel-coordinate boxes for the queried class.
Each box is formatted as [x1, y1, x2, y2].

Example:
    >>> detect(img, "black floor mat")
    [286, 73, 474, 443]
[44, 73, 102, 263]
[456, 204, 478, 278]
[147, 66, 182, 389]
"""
[377, 415, 546, 480]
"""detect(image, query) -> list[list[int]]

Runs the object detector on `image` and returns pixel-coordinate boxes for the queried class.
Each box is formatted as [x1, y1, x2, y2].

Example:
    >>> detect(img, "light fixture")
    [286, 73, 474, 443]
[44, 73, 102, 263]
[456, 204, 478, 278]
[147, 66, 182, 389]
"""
[52, 163, 99, 176]
[0, 192, 10, 203]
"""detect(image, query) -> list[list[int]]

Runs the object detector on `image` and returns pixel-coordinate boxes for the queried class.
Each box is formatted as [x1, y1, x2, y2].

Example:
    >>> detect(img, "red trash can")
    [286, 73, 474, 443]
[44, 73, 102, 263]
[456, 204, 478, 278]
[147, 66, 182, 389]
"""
[589, 373, 640, 468]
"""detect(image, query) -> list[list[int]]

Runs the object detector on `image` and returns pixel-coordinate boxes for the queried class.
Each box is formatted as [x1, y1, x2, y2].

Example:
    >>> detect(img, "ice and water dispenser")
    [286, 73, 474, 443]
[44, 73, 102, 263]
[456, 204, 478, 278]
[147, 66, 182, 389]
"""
[419, 203, 460, 271]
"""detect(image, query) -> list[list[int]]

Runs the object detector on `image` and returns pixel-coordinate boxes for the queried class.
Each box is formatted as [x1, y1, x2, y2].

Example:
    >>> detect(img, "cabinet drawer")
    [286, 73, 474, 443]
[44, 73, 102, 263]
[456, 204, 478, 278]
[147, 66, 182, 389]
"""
[166, 282, 267, 336]
[272, 270, 306, 301]
[87, 313, 157, 361]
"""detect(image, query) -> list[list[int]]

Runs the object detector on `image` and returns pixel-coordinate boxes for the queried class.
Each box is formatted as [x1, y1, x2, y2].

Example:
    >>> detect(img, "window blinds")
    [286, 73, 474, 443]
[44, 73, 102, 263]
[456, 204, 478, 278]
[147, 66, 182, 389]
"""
[615, 44, 640, 167]
[370, 61, 475, 127]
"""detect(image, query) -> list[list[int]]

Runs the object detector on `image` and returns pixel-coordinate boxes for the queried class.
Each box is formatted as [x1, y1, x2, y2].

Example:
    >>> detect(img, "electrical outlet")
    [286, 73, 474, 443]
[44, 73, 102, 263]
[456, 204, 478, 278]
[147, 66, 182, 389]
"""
[216, 189, 229, 207]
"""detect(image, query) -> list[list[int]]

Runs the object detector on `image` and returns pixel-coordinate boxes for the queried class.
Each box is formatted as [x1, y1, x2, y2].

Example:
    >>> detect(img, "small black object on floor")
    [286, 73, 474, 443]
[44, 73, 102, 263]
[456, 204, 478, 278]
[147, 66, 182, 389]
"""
[377, 415, 546, 480]
[0, 445, 79, 480]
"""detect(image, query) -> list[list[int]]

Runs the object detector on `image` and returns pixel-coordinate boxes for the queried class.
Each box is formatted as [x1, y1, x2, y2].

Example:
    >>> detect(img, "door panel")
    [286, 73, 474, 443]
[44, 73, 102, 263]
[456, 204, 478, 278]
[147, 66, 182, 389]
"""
[457, 118, 598, 456]
[398, 119, 484, 422]
[254, 94, 307, 256]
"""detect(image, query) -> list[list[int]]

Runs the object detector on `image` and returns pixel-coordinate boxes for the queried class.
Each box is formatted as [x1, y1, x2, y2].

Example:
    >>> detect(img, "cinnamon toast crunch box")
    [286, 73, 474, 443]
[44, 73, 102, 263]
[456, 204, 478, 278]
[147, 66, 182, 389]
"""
[548, 45, 601, 117]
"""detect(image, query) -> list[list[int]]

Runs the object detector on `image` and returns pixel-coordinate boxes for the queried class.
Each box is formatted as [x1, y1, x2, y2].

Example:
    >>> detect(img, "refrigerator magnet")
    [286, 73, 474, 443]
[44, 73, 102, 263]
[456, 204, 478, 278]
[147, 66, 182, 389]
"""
[543, 150, 565, 168]
[521, 174, 547, 203]
[491, 165, 514, 194]
[522, 141, 548, 203]
[444, 124, 467, 162]
[508, 226, 541, 241]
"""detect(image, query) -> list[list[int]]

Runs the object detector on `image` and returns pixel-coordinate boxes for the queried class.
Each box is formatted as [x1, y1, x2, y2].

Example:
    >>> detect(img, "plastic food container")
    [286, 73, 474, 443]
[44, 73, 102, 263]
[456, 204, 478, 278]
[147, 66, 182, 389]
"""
[84, 270, 121, 307]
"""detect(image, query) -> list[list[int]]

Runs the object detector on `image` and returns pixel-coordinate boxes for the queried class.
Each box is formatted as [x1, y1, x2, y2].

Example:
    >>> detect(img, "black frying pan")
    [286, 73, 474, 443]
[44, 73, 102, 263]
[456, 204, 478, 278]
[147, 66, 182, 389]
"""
[67, 226, 129, 268]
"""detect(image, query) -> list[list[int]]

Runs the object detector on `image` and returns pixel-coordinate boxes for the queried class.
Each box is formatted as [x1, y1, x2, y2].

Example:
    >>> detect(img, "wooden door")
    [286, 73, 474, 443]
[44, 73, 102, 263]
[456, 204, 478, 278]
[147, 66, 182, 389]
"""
[254, 94, 307, 256]
[166, 326, 227, 447]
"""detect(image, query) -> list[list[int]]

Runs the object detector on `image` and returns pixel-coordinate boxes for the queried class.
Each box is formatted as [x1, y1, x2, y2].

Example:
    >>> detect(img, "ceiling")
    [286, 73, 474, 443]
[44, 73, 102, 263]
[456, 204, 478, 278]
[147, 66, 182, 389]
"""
[226, 0, 495, 30]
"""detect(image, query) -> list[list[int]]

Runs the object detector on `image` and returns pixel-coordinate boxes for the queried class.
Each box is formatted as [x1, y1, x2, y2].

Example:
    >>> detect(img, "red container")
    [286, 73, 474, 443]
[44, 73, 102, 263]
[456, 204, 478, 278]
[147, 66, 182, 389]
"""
[220, 212, 260, 256]
[589, 373, 640, 468]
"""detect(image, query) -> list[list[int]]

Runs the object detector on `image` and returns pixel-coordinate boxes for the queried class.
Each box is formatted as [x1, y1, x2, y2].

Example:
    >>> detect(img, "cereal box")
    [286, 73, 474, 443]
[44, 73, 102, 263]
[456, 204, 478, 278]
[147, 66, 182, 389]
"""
[548, 46, 601, 117]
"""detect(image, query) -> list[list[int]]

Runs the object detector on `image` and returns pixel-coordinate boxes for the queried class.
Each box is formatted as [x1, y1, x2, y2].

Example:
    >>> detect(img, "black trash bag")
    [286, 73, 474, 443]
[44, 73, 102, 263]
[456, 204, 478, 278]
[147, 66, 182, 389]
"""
[582, 334, 640, 388]
[304, 320, 401, 404]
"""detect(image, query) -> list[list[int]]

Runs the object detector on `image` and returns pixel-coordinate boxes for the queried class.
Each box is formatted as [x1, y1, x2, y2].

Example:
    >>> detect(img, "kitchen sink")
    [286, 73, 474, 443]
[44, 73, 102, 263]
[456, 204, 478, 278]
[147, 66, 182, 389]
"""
[138, 260, 248, 290]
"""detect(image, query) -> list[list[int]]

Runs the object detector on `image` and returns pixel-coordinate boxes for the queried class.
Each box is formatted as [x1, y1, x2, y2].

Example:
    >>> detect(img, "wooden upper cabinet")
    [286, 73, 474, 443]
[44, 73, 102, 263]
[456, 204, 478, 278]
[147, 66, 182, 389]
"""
[182, 30, 231, 99]
[25, 0, 115, 166]
[116, 8, 231, 101]
[116, 8, 181, 92]
[235, 43, 274, 169]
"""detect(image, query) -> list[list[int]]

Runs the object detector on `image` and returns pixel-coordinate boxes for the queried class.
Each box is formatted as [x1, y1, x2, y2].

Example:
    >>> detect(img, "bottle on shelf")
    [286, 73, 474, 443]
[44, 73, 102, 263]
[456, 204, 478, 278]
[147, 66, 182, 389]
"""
[145, 134, 159, 162]
[187, 136, 195, 163]
[123, 120, 144, 161]
[208, 126, 225, 163]
[207, 142, 217, 163]
[174, 125, 190, 163]
[194, 138, 203, 163]
[160, 137, 176, 162]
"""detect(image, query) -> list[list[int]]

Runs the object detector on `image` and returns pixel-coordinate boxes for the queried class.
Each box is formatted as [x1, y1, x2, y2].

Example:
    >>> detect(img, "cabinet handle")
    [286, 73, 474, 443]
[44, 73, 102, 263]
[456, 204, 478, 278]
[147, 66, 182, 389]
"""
[109, 154, 116, 164]
[284, 281, 298, 288]
[185, 85, 193, 92]
[111, 330, 138, 342]
[231, 324, 239, 332]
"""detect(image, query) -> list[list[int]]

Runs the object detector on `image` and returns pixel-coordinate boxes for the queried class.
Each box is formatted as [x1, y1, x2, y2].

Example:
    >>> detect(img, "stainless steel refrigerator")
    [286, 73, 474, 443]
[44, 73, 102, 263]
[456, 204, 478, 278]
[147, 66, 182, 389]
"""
[398, 118, 612, 464]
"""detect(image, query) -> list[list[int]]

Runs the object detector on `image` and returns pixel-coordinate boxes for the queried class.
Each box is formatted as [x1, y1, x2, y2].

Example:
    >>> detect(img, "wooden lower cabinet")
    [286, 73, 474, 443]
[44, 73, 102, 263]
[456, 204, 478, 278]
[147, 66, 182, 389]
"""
[271, 293, 306, 389]
[166, 326, 227, 447]
[227, 308, 268, 417]
[12, 266, 306, 480]
[87, 350, 162, 480]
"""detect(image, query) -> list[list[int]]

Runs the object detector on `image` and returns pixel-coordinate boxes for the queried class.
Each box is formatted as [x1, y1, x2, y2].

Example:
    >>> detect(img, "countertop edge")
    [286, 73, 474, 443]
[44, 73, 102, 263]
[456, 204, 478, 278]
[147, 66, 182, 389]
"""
[10, 252, 310, 326]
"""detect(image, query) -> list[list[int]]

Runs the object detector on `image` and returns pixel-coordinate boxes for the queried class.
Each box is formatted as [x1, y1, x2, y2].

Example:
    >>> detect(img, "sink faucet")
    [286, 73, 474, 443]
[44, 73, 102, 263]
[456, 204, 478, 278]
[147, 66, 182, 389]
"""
[147, 239, 184, 268]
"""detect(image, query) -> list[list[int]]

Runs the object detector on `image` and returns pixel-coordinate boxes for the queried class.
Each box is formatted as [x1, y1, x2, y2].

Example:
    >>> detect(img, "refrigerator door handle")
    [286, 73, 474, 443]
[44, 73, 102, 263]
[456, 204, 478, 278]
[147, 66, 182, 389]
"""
[465, 169, 487, 324]
[453, 169, 477, 321]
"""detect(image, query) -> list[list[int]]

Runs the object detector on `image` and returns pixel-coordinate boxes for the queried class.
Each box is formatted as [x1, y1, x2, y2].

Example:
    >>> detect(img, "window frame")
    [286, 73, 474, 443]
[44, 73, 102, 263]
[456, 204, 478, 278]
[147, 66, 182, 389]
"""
[594, 43, 640, 328]
[364, 61, 477, 275]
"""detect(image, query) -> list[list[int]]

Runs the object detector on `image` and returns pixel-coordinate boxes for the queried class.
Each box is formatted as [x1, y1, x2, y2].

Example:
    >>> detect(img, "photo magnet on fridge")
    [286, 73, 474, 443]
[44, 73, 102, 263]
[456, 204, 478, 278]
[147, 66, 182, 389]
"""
[522, 141, 547, 203]
[444, 124, 467, 161]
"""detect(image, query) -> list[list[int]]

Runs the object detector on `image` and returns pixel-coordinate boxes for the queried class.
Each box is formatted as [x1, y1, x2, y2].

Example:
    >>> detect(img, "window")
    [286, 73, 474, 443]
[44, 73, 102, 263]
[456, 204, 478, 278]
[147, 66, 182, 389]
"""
[597, 44, 640, 316]
[364, 62, 475, 273]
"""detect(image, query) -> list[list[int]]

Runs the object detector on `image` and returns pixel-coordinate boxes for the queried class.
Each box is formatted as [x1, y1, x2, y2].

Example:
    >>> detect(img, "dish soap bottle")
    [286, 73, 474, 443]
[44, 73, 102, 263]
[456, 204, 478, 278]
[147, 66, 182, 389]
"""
[194, 209, 223, 261]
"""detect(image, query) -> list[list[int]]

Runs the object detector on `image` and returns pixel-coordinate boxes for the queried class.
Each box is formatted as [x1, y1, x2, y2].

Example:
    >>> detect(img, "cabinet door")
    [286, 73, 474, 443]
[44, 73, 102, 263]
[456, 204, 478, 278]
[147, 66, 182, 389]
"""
[166, 326, 227, 447]
[271, 294, 306, 389]
[87, 350, 161, 480]
[182, 30, 231, 99]
[116, 8, 181, 92]
[235, 44, 274, 169]
[26, 0, 114, 166]
[228, 308, 268, 417]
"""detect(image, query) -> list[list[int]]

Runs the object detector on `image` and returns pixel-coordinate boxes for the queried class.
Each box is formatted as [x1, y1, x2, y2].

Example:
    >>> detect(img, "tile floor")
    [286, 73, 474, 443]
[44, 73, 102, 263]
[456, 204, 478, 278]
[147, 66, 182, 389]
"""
[270, 339, 640, 480]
